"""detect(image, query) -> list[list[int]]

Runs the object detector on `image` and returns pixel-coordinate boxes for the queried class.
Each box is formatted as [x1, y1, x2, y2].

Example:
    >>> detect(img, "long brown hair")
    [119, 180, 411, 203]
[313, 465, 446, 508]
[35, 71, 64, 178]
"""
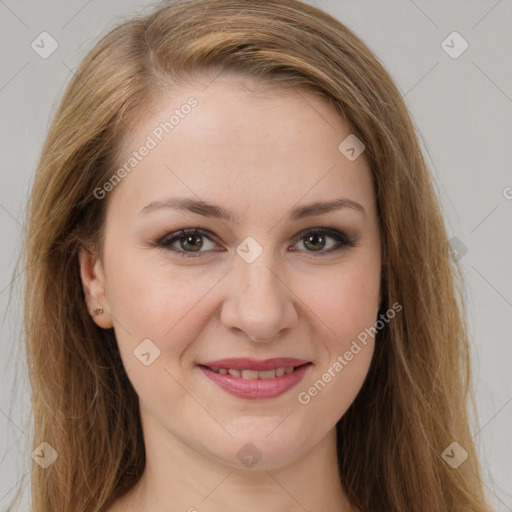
[16, 0, 492, 510]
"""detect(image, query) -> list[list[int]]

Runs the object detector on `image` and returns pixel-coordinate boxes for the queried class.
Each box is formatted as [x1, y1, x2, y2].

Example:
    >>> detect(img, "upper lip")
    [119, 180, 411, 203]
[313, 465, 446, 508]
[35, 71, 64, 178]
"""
[197, 358, 311, 371]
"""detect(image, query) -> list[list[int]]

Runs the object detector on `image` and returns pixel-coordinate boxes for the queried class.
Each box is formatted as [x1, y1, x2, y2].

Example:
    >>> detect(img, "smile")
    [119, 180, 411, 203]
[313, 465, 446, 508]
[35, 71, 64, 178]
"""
[205, 366, 297, 379]
[197, 358, 312, 399]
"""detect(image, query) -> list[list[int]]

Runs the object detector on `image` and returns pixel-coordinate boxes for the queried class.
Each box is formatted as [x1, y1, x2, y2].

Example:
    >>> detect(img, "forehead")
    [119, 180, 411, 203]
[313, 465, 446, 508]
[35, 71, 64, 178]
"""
[108, 77, 375, 222]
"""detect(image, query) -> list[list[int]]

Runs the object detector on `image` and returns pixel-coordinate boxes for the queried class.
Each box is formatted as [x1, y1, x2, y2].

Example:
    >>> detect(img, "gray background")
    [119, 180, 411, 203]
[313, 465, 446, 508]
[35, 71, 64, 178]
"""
[1, 0, 511, 510]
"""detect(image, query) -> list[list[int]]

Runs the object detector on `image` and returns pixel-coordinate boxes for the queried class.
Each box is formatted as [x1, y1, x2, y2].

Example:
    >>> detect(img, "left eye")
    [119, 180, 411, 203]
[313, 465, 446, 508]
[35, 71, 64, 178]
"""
[155, 227, 354, 259]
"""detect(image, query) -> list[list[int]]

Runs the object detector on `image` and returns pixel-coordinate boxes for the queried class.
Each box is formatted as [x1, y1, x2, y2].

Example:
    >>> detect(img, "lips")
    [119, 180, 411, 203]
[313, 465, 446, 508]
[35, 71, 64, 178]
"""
[196, 358, 312, 399]
[208, 366, 295, 379]
[198, 357, 310, 372]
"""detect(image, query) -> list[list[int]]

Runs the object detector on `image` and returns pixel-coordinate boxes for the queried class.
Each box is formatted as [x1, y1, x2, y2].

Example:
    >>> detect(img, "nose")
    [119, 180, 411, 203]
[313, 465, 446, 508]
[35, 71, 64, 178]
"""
[220, 251, 299, 343]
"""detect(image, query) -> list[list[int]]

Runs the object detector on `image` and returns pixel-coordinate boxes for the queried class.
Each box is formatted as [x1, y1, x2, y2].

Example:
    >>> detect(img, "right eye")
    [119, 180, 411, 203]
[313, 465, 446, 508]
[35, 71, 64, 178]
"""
[154, 228, 223, 259]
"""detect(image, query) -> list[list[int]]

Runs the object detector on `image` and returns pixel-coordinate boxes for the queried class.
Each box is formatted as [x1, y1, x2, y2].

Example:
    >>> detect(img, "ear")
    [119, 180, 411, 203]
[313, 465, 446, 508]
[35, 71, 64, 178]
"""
[78, 245, 114, 329]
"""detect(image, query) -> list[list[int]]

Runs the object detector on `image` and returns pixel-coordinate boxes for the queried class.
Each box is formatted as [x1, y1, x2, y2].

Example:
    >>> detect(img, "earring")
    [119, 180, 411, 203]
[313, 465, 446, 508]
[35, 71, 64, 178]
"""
[92, 307, 104, 317]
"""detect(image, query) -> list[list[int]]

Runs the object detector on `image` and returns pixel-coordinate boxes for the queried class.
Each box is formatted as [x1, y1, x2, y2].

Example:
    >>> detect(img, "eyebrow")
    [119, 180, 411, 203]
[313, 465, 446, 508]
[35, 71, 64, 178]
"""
[138, 196, 365, 222]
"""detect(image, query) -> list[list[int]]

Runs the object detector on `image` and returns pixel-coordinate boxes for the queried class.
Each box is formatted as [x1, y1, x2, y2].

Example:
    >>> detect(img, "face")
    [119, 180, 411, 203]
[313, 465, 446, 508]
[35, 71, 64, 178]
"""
[80, 76, 381, 470]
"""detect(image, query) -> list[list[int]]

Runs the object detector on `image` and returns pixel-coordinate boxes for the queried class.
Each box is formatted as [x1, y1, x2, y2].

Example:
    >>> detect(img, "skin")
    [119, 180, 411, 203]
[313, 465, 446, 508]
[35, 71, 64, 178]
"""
[79, 75, 380, 512]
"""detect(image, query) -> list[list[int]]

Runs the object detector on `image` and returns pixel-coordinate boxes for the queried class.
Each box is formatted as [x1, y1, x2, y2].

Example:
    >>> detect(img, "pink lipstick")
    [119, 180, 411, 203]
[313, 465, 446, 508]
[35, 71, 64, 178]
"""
[197, 358, 312, 399]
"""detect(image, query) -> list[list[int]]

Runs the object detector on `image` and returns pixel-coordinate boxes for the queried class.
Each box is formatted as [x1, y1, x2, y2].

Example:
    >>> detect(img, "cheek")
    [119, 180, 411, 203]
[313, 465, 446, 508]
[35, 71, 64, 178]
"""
[292, 260, 379, 405]
[297, 259, 381, 342]
[105, 258, 220, 406]
[105, 250, 226, 354]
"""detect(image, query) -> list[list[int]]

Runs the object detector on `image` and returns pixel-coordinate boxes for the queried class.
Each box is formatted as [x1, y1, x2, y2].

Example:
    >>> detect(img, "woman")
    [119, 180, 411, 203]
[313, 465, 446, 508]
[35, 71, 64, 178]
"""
[19, 0, 493, 510]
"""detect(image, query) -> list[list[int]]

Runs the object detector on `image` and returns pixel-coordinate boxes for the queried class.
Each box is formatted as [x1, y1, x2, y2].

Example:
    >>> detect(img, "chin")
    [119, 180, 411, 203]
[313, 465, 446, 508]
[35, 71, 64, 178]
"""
[202, 423, 314, 470]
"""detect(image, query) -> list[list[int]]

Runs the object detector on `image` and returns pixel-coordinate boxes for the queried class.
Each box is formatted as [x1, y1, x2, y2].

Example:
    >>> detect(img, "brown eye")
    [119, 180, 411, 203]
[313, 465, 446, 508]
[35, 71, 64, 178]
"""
[292, 228, 355, 256]
[156, 228, 220, 258]
[179, 233, 203, 252]
[303, 232, 327, 252]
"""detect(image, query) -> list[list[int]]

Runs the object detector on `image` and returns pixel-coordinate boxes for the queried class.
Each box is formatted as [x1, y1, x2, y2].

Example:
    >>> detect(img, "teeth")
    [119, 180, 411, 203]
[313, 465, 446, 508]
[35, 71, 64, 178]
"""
[208, 366, 297, 379]
[241, 370, 259, 379]
[259, 369, 277, 379]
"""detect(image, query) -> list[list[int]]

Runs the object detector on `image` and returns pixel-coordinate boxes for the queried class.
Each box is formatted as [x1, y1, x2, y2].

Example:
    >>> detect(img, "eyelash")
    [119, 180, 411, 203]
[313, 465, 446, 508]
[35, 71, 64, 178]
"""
[154, 227, 356, 259]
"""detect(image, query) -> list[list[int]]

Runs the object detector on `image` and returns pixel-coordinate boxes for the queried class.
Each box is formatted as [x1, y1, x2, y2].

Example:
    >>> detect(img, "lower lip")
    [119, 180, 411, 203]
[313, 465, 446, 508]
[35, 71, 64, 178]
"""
[198, 363, 312, 400]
